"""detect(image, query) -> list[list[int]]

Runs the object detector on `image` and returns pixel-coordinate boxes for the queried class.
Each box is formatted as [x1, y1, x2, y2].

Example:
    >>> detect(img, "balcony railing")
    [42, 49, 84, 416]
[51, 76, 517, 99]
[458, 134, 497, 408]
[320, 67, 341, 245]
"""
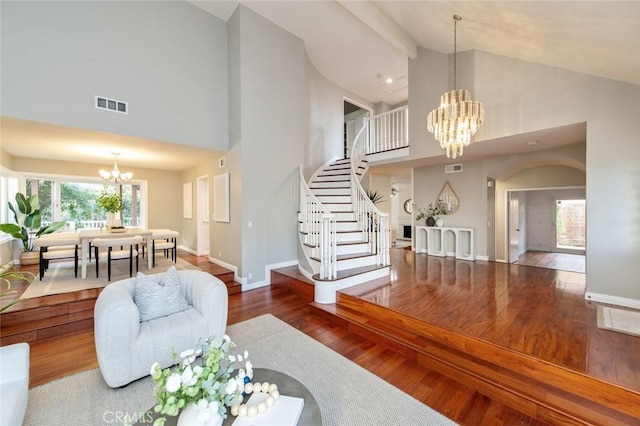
[368, 106, 408, 154]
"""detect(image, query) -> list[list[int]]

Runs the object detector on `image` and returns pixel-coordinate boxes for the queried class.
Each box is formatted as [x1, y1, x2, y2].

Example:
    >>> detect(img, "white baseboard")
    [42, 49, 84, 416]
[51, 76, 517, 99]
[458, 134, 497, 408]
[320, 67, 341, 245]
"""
[242, 259, 299, 291]
[475, 255, 489, 261]
[496, 258, 507, 263]
[178, 245, 198, 256]
[263, 260, 298, 285]
[209, 257, 239, 283]
[584, 291, 640, 310]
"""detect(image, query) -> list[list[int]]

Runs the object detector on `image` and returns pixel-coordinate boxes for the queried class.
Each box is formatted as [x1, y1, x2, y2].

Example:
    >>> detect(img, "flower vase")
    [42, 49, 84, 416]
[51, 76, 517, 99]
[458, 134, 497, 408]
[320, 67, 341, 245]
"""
[106, 212, 115, 230]
[177, 403, 223, 426]
[426, 217, 436, 227]
[436, 218, 444, 227]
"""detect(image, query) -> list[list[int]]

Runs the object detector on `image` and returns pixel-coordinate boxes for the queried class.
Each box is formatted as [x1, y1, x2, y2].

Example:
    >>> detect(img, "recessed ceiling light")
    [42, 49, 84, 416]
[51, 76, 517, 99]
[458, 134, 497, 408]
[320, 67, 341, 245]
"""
[386, 78, 394, 84]
[527, 140, 538, 145]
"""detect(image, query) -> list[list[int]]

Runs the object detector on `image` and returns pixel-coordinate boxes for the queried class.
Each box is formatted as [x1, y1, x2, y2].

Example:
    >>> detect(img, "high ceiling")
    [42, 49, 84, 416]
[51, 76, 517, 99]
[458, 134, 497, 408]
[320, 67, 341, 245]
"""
[2, 1, 637, 171]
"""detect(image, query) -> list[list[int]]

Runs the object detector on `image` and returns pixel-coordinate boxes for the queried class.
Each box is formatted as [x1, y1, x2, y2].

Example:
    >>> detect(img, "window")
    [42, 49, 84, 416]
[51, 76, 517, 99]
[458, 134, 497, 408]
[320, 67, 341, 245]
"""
[21, 176, 147, 230]
[555, 199, 586, 250]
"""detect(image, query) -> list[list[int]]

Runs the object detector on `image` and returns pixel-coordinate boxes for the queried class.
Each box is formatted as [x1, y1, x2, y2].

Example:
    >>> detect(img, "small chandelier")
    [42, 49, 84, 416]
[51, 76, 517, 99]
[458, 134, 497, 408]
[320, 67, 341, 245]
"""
[99, 153, 133, 183]
[427, 15, 485, 159]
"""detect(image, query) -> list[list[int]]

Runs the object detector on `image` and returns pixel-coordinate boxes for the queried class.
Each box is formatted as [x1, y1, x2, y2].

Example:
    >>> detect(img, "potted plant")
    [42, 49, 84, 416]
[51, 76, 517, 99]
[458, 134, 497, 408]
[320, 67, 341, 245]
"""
[0, 193, 66, 265]
[97, 192, 123, 230]
[415, 201, 447, 227]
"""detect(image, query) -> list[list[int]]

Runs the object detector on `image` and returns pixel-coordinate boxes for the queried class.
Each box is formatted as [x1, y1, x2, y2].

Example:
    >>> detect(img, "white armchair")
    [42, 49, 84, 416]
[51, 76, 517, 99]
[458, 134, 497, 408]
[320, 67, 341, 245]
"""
[0, 342, 30, 426]
[94, 269, 228, 388]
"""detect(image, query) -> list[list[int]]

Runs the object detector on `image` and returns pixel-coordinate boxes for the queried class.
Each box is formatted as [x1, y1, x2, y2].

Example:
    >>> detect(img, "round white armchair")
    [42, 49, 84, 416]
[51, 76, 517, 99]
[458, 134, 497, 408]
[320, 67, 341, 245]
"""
[94, 268, 228, 388]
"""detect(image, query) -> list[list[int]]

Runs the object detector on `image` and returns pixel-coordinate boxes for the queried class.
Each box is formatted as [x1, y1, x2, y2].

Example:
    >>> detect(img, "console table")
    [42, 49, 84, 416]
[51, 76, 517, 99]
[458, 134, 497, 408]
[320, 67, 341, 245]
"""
[415, 226, 475, 261]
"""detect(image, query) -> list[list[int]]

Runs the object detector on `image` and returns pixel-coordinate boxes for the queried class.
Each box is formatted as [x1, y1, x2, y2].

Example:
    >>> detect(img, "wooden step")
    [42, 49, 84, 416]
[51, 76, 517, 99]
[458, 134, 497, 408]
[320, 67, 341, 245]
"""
[311, 293, 640, 426]
[1, 265, 238, 346]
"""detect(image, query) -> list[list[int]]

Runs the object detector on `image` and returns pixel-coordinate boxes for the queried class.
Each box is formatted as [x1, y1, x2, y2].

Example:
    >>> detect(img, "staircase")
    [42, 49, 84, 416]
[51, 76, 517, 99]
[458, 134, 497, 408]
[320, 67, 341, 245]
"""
[298, 121, 391, 303]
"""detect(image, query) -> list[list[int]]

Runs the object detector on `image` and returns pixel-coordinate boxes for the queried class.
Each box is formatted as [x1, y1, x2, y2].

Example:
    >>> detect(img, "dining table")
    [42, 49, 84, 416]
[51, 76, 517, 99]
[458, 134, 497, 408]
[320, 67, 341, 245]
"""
[78, 228, 152, 279]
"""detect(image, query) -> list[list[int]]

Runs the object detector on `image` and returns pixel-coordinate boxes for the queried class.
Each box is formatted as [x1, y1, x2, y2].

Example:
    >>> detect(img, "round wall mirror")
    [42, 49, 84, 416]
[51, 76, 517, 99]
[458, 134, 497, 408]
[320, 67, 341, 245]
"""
[403, 199, 413, 214]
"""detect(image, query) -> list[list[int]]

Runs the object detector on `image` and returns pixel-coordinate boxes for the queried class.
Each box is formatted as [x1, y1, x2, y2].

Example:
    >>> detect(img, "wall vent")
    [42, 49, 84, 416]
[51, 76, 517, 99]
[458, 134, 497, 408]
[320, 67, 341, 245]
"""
[95, 96, 128, 114]
[445, 164, 463, 173]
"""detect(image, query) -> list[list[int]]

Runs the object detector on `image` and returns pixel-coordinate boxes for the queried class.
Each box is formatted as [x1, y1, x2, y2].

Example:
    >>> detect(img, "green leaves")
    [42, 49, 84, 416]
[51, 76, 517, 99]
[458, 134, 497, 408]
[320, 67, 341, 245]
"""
[1, 192, 66, 252]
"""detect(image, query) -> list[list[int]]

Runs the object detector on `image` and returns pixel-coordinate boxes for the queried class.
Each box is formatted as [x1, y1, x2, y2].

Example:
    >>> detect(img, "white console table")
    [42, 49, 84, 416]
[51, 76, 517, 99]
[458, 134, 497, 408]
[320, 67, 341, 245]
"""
[415, 226, 475, 261]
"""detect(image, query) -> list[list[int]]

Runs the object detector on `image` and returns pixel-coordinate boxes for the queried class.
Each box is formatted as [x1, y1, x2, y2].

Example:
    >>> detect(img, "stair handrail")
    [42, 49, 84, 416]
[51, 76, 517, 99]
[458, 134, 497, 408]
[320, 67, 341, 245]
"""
[298, 165, 337, 279]
[368, 105, 409, 155]
[350, 121, 390, 266]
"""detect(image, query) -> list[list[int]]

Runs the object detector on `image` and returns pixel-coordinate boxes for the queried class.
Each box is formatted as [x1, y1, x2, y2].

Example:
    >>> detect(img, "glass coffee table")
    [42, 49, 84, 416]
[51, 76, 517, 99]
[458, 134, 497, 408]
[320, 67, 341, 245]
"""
[139, 368, 322, 425]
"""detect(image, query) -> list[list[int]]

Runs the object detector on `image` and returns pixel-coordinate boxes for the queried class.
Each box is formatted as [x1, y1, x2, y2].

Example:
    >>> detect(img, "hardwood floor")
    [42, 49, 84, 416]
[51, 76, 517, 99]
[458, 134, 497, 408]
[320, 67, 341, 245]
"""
[516, 250, 585, 273]
[3, 249, 637, 424]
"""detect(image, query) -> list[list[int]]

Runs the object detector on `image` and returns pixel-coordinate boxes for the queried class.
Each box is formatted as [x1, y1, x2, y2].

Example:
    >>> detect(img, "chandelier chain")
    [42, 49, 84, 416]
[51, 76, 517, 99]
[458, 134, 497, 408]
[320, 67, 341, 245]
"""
[453, 14, 461, 90]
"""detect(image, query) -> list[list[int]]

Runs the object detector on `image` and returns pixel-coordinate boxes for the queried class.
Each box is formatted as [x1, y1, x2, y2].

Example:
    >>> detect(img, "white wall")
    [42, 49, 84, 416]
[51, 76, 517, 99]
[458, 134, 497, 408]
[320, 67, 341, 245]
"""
[1, 1, 229, 150]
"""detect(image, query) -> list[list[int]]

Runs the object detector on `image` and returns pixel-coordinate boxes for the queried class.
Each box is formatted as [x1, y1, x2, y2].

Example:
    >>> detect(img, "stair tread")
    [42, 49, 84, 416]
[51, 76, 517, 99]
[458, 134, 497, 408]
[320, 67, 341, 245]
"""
[312, 264, 388, 281]
[310, 251, 376, 262]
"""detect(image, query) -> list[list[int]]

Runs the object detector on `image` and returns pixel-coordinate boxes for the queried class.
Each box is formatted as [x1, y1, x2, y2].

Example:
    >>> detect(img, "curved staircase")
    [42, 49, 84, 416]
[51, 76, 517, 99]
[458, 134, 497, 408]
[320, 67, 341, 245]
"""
[298, 123, 391, 304]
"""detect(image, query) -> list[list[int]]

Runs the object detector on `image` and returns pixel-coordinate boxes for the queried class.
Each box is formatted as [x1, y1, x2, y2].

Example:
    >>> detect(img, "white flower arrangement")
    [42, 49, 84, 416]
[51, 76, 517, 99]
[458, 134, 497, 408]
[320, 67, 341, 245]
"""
[150, 335, 253, 426]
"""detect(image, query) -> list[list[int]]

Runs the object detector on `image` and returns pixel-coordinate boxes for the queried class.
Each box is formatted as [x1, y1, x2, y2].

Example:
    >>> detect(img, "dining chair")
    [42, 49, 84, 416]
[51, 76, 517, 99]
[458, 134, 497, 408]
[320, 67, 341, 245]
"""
[91, 235, 143, 281]
[33, 234, 81, 281]
[150, 230, 179, 267]
[139, 229, 170, 259]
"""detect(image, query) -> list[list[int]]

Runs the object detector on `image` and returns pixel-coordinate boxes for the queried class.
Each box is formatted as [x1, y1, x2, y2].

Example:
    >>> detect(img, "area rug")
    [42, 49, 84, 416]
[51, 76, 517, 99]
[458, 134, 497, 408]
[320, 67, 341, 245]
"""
[25, 314, 456, 426]
[597, 305, 640, 337]
[20, 256, 200, 300]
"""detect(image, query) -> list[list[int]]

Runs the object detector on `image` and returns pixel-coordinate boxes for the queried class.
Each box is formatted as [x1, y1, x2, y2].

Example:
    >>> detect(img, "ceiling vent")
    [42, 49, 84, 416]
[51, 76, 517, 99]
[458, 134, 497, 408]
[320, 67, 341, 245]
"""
[445, 164, 463, 173]
[95, 96, 128, 114]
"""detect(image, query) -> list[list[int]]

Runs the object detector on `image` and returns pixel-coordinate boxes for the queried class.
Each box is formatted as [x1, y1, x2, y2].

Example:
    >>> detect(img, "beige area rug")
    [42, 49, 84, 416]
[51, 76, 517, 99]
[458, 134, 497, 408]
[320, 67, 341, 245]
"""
[25, 314, 456, 426]
[597, 305, 640, 337]
[20, 256, 200, 300]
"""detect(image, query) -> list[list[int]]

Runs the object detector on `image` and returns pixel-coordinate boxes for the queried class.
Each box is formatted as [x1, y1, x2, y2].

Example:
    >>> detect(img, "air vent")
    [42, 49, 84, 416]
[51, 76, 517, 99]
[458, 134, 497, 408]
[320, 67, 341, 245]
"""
[445, 164, 463, 173]
[95, 96, 128, 114]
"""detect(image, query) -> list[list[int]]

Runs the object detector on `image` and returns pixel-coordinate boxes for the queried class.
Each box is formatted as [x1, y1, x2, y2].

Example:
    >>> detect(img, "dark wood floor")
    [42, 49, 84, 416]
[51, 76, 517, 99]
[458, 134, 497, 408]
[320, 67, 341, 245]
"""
[3, 248, 638, 424]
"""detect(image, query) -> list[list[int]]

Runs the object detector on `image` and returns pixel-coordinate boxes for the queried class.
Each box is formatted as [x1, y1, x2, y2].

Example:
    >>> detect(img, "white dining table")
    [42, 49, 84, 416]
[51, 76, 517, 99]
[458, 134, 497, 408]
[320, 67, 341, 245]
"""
[78, 228, 152, 279]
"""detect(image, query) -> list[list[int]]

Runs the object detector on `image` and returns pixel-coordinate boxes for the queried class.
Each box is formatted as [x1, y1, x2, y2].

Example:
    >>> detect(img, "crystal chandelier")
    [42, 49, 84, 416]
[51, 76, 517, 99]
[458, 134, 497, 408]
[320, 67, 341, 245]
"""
[99, 153, 133, 183]
[427, 15, 485, 159]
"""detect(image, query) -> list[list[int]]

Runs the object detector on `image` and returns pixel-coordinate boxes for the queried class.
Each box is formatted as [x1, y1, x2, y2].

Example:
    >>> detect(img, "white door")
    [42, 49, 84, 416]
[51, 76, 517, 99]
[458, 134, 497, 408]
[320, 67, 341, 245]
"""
[196, 176, 210, 256]
[508, 193, 520, 263]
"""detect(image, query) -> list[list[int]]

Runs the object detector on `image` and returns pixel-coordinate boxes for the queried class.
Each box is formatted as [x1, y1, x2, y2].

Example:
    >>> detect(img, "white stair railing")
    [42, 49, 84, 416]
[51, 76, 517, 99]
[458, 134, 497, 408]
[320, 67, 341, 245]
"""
[298, 166, 337, 279]
[368, 105, 409, 154]
[350, 123, 390, 266]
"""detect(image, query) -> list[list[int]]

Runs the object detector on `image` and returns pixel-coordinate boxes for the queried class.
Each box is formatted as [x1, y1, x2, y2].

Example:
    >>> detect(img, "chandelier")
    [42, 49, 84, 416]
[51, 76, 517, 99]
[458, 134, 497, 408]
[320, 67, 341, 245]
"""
[427, 15, 485, 159]
[99, 153, 133, 183]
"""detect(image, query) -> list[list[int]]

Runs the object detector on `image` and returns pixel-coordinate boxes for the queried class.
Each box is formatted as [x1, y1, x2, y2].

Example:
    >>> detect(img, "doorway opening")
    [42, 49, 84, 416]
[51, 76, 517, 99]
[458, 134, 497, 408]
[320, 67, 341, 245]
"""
[555, 199, 586, 251]
[343, 99, 370, 159]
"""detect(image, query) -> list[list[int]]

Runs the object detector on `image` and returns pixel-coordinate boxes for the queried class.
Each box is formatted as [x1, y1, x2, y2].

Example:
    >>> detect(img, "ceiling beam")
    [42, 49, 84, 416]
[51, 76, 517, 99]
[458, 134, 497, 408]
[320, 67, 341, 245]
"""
[337, 0, 418, 59]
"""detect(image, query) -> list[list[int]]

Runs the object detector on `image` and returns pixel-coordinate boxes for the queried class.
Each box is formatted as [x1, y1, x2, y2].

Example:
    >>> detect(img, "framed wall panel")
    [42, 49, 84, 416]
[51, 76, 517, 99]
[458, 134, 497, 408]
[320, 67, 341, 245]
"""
[183, 182, 193, 219]
[213, 172, 230, 223]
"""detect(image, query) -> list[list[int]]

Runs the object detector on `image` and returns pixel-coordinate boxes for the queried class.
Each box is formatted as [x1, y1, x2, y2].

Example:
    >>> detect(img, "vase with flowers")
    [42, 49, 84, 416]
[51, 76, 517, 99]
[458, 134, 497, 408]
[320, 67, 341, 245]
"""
[414, 201, 448, 227]
[96, 191, 123, 231]
[150, 335, 253, 426]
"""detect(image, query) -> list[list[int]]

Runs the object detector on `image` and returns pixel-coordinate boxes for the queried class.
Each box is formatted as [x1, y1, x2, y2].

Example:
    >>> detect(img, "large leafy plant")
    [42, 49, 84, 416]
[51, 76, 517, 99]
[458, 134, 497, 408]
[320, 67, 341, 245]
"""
[0, 193, 66, 252]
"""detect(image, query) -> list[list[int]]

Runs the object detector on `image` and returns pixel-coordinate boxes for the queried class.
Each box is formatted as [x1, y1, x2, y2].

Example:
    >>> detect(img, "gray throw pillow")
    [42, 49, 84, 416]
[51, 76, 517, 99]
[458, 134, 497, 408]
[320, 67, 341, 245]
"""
[134, 266, 190, 322]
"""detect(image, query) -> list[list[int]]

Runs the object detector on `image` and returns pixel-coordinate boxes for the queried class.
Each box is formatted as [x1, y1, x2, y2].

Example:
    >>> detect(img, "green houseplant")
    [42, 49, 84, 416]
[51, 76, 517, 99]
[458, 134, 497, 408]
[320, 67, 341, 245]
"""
[0, 193, 66, 264]
[415, 201, 448, 226]
[97, 192, 123, 230]
[97, 192, 123, 213]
